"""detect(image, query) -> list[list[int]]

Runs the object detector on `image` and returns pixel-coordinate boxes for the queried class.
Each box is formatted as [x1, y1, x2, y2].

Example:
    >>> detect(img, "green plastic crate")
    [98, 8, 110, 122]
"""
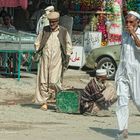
[56, 90, 82, 114]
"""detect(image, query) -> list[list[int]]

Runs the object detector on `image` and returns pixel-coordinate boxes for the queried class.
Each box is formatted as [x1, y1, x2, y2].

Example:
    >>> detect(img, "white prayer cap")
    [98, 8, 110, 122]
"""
[128, 11, 140, 19]
[47, 11, 60, 20]
[44, 6, 54, 11]
[96, 69, 107, 76]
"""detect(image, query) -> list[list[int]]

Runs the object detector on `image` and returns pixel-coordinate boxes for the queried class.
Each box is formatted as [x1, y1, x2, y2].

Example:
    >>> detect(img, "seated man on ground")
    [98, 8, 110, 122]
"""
[80, 69, 117, 116]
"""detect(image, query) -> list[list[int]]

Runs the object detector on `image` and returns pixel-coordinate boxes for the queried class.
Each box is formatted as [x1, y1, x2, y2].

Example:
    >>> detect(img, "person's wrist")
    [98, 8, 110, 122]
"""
[131, 32, 137, 37]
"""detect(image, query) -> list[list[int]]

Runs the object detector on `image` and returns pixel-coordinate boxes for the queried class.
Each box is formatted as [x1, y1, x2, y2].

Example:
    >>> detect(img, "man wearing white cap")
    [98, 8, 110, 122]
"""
[80, 69, 117, 116]
[115, 11, 140, 139]
[34, 11, 73, 110]
[36, 5, 54, 34]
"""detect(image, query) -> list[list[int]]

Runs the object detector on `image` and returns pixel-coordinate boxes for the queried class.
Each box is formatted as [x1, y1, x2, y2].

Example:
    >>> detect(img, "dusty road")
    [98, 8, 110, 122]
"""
[0, 68, 140, 140]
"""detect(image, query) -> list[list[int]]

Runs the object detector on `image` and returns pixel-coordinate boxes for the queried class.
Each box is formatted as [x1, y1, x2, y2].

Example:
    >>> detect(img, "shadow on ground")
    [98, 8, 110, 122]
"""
[0, 71, 36, 79]
[0, 95, 34, 105]
[90, 127, 117, 138]
[81, 66, 96, 77]
[90, 127, 140, 138]
[128, 132, 140, 136]
[69, 65, 96, 77]
[20, 103, 56, 110]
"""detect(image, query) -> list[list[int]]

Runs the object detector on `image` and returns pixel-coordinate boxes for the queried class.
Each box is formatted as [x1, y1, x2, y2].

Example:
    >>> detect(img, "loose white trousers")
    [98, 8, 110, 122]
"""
[116, 79, 129, 131]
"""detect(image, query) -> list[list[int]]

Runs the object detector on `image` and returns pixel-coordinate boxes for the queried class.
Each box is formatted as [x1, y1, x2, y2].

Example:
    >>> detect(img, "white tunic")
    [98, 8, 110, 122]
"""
[115, 27, 140, 131]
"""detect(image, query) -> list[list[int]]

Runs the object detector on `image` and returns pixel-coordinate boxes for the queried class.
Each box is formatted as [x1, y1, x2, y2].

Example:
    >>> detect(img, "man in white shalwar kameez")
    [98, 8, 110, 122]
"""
[115, 11, 140, 139]
[34, 11, 73, 110]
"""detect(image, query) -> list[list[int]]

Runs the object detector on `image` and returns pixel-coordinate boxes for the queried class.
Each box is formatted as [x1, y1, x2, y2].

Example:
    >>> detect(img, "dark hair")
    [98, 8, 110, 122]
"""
[0, 10, 7, 17]
[2, 13, 11, 20]
[39, 2, 48, 9]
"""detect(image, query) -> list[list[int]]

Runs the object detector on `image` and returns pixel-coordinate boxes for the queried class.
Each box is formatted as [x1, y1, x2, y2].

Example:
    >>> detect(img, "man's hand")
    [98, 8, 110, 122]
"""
[126, 25, 140, 47]
[126, 25, 135, 35]
[63, 55, 70, 70]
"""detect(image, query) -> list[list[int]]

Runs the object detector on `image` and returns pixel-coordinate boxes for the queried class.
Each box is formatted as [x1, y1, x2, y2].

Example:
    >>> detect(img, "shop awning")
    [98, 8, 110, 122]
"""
[0, 0, 28, 9]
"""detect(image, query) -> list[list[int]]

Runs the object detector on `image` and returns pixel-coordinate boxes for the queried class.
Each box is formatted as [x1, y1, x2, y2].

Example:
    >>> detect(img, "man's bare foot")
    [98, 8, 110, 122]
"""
[122, 129, 128, 139]
[115, 129, 128, 140]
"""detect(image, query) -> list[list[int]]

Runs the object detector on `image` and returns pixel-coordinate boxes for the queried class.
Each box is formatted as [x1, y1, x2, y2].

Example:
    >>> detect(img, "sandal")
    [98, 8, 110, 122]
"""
[40, 104, 48, 111]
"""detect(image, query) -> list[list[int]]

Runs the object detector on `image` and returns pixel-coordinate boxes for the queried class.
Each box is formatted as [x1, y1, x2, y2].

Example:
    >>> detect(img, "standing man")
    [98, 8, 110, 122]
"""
[34, 11, 73, 110]
[115, 11, 140, 139]
[30, 2, 47, 31]
[36, 5, 54, 34]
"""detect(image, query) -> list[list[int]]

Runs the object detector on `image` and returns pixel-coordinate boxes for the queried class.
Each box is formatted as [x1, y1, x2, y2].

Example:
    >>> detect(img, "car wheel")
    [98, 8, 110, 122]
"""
[97, 57, 117, 80]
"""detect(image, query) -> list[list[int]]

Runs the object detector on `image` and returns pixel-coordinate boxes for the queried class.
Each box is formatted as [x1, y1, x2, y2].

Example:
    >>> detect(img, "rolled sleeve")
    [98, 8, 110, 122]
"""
[34, 31, 43, 51]
[135, 29, 140, 50]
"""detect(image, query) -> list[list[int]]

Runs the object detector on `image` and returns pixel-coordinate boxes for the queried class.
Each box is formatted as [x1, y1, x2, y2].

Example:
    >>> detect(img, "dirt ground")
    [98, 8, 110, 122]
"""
[0, 68, 140, 140]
